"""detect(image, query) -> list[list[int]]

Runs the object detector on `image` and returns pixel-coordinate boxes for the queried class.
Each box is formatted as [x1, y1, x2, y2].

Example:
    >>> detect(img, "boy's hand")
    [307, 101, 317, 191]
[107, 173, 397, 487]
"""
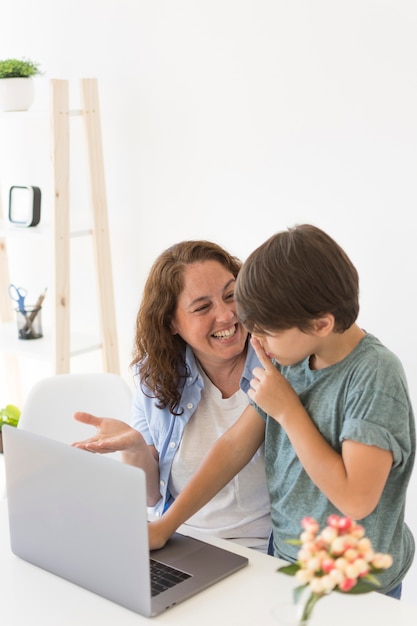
[248, 337, 301, 423]
[148, 517, 173, 551]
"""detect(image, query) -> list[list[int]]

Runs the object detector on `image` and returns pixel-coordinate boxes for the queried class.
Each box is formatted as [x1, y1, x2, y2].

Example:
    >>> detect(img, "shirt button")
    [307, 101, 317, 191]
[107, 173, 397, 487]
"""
[169, 441, 176, 449]
[160, 480, 165, 487]
[186, 402, 193, 409]
[155, 511, 161, 517]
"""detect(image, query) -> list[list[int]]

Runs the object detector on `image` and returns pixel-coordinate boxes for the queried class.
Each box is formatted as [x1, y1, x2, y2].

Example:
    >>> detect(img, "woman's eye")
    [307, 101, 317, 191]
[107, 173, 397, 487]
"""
[225, 292, 235, 301]
[194, 303, 210, 313]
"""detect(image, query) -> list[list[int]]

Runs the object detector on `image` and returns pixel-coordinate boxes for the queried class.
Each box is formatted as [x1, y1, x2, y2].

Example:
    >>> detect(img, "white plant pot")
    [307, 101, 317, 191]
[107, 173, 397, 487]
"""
[0, 77, 35, 112]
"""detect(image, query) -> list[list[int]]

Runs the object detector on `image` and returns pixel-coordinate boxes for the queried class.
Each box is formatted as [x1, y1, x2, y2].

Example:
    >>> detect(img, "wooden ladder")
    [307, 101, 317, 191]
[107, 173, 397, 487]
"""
[51, 78, 119, 374]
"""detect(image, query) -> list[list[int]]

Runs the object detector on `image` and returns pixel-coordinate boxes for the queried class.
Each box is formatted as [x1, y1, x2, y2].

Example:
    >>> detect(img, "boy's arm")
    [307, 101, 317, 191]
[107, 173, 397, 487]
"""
[249, 338, 393, 521]
[148, 405, 266, 549]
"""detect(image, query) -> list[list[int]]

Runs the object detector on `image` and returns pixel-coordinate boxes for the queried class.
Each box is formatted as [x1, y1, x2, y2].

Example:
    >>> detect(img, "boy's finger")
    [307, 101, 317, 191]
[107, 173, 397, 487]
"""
[250, 336, 275, 370]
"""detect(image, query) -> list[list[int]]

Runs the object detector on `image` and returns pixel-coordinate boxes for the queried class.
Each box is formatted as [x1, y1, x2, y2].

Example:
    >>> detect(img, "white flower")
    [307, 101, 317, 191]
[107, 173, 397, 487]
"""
[335, 557, 349, 571]
[309, 577, 326, 594]
[329, 568, 345, 585]
[372, 553, 394, 569]
[331, 537, 347, 555]
[295, 569, 314, 584]
[321, 526, 338, 543]
[306, 557, 321, 573]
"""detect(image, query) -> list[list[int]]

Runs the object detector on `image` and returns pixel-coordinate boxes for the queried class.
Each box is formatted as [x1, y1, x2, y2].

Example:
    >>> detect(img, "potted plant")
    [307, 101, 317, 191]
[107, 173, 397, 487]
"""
[0, 404, 21, 453]
[0, 58, 42, 112]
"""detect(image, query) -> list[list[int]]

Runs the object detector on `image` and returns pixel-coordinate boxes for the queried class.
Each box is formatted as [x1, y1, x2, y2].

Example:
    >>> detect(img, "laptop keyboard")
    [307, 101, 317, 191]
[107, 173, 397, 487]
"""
[150, 558, 192, 597]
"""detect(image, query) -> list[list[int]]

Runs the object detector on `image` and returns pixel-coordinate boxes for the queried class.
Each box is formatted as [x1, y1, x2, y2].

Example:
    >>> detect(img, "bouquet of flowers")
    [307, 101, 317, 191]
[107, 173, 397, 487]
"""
[278, 515, 393, 625]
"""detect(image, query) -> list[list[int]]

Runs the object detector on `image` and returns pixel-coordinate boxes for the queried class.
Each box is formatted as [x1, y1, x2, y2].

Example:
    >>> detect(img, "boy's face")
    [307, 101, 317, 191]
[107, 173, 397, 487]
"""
[251, 326, 319, 366]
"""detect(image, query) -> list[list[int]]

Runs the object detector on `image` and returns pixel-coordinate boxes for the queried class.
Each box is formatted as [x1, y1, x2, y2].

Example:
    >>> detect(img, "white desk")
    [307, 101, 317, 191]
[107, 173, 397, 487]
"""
[1, 462, 417, 625]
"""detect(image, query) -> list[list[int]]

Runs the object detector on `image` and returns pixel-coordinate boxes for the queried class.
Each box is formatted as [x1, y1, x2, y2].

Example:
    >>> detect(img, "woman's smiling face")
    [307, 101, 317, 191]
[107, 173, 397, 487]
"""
[170, 260, 248, 368]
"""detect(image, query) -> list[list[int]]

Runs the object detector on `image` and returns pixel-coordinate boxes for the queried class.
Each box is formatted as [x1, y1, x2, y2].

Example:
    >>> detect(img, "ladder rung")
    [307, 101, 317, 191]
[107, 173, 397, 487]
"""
[70, 343, 102, 357]
[70, 229, 93, 239]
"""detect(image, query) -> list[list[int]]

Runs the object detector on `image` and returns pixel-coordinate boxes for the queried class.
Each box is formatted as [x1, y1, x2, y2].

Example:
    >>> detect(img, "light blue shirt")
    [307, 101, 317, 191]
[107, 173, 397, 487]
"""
[131, 342, 260, 517]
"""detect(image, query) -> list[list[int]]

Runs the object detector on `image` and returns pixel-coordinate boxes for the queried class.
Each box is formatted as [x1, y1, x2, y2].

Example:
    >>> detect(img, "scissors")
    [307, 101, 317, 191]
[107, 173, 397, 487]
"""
[8, 284, 28, 313]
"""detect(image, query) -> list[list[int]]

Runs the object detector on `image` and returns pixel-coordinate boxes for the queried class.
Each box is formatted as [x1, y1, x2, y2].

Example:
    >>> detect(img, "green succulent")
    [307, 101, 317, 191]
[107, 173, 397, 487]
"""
[0, 58, 42, 79]
[0, 404, 21, 430]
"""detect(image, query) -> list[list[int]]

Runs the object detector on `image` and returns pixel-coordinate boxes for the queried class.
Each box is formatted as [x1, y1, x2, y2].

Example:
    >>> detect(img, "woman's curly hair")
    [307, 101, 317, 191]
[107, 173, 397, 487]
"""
[130, 240, 242, 415]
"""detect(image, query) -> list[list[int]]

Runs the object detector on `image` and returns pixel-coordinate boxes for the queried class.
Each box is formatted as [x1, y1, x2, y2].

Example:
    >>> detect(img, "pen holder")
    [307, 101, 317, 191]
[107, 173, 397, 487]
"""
[15, 306, 43, 340]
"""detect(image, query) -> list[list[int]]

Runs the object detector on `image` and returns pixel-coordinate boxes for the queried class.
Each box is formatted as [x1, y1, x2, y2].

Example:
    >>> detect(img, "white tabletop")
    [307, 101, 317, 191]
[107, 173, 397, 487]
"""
[1, 457, 417, 625]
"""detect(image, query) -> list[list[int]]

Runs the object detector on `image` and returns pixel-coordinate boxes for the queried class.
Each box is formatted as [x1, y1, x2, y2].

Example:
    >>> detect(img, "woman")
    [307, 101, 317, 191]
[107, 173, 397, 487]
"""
[73, 240, 271, 551]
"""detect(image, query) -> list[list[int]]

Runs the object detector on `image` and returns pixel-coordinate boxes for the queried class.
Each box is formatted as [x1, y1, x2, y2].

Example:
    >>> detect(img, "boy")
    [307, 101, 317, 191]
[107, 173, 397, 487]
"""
[149, 224, 415, 598]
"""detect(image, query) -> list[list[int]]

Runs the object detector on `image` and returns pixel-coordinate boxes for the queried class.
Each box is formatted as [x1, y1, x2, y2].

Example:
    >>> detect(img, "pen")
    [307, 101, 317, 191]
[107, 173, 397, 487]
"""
[21, 288, 47, 334]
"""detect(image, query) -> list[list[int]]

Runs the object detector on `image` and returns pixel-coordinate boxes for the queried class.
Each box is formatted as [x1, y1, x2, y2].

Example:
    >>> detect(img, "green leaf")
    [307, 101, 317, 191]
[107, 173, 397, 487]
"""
[277, 563, 300, 576]
[0, 404, 21, 429]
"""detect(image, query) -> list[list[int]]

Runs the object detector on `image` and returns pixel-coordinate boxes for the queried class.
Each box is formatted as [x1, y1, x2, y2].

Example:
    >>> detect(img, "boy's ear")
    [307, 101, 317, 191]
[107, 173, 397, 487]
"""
[313, 314, 334, 335]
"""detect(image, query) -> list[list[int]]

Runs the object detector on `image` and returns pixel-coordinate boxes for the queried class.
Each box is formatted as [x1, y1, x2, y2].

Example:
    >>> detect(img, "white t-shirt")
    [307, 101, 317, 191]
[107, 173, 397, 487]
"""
[168, 366, 271, 552]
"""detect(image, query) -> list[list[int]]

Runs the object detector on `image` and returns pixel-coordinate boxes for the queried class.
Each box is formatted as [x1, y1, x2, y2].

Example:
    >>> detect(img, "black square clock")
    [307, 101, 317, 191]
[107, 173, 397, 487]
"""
[8, 186, 41, 227]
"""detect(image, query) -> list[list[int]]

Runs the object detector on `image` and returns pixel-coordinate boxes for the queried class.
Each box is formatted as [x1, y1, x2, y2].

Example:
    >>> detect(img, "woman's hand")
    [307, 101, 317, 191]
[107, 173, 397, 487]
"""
[72, 412, 162, 505]
[72, 412, 142, 453]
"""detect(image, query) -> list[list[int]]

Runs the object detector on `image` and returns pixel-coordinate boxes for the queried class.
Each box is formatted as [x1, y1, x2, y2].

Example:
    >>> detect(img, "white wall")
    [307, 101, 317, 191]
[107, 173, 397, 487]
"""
[1, 0, 417, 604]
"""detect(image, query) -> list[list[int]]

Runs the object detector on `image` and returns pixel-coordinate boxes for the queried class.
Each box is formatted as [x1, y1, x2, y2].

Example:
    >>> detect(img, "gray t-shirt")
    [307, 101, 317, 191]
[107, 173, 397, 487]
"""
[253, 333, 415, 593]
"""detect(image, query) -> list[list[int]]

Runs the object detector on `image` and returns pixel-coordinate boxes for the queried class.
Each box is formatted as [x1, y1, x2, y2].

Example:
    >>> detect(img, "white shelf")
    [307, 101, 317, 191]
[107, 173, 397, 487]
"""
[0, 322, 102, 361]
[0, 109, 82, 120]
[0, 219, 48, 238]
[0, 219, 91, 239]
[0, 109, 47, 120]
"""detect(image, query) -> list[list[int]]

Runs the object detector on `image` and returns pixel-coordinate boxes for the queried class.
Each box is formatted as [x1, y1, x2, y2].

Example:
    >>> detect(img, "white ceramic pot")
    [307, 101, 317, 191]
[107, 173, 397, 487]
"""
[0, 77, 35, 112]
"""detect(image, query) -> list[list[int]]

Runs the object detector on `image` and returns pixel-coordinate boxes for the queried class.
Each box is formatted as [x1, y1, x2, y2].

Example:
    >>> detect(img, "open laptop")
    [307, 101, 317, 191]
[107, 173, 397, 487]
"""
[2, 425, 248, 617]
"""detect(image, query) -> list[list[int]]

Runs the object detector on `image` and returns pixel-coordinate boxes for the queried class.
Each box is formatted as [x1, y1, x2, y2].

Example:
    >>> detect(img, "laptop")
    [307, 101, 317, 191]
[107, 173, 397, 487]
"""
[2, 425, 248, 617]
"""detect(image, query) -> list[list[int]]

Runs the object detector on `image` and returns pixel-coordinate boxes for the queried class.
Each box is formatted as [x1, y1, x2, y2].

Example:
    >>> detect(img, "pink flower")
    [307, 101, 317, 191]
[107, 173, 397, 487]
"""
[321, 557, 336, 573]
[278, 516, 394, 626]
[337, 517, 354, 533]
[301, 517, 320, 535]
[339, 577, 357, 592]
[327, 515, 353, 533]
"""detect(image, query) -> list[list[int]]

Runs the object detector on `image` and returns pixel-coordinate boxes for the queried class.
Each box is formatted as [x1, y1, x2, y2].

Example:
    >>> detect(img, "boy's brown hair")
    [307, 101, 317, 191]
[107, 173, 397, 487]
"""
[235, 224, 359, 334]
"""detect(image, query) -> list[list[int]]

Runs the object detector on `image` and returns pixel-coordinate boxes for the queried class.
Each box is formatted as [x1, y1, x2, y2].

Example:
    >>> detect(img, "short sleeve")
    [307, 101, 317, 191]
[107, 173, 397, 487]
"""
[340, 418, 406, 468]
